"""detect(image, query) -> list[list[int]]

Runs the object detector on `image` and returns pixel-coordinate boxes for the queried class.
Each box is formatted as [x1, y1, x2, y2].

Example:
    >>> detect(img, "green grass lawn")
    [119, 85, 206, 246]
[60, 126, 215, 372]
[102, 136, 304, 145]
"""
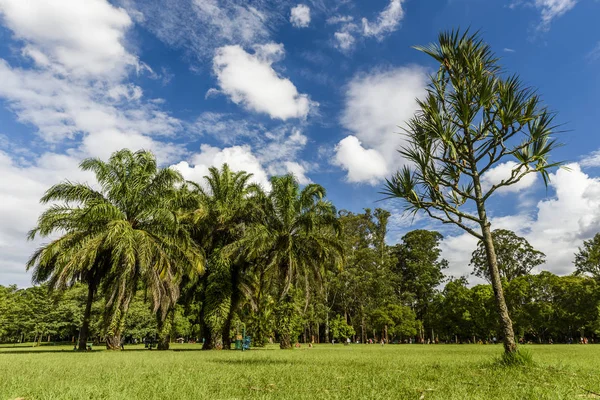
[1, 343, 599, 399]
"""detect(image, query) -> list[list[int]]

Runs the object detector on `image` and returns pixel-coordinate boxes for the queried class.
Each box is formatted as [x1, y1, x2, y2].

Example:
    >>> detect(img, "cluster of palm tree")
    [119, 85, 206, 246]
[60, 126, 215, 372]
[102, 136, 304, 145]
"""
[27, 149, 343, 350]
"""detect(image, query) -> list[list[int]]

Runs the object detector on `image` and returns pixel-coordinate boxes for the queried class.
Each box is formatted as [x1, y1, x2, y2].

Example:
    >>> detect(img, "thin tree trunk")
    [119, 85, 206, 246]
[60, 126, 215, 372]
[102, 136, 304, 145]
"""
[481, 222, 517, 354]
[78, 282, 95, 351]
[471, 156, 517, 355]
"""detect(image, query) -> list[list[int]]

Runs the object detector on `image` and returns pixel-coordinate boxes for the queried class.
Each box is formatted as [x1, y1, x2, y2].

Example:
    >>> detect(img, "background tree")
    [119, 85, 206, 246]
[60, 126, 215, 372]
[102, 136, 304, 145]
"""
[383, 30, 563, 355]
[230, 175, 343, 349]
[392, 230, 447, 339]
[470, 229, 545, 282]
[574, 233, 600, 279]
[329, 315, 355, 342]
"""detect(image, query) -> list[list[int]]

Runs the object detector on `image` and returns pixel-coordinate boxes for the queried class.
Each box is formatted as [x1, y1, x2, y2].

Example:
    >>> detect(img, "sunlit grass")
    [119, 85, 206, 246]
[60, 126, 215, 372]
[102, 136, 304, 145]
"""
[1, 343, 599, 399]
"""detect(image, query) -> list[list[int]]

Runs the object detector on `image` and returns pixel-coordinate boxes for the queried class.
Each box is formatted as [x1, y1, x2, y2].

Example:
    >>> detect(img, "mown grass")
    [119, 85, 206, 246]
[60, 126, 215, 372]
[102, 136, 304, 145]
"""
[1, 343, 599, 399]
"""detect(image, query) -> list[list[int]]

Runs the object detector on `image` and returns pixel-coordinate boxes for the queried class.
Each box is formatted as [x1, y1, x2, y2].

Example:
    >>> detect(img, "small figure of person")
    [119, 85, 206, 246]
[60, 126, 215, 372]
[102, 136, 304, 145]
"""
[346, 337, 351, 345]
[380, 339, 385, 346]
[120, 336, 125, 351]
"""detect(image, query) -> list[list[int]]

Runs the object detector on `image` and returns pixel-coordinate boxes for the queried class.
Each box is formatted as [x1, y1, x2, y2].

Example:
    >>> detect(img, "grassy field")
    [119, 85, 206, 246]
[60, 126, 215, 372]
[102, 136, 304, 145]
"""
[1, 343, 599, 399]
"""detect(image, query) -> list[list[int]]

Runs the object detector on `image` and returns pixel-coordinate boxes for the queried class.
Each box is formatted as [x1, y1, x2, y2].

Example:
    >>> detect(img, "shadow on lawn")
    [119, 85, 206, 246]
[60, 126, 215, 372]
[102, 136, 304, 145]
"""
[208, 358, 301, 366]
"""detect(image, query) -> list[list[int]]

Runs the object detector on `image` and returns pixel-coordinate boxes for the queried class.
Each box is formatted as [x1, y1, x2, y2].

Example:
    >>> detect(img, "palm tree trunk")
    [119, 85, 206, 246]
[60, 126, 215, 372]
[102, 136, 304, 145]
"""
[105, 295, 132, 350]
[157, 308, 174, 350]
[222, 265, 242, 350]
[78, 281, 95, 351]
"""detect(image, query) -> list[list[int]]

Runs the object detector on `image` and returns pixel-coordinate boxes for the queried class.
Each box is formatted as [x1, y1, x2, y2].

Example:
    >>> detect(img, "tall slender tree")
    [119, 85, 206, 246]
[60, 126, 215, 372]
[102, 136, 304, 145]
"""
[383, 30, 563, 355]
[28, 149, 204, 350]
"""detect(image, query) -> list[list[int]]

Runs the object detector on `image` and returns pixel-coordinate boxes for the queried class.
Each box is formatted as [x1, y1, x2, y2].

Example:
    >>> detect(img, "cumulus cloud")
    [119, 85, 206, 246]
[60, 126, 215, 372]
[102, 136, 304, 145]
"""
[438, 164, 600, 280]
[0, 0, 188, 286]
[172, 144, 271, 189]
[212, 43, 313, 120]
[361, 0, 404, 40]
[481, 161, 538, 194]
[334, 66, 429, 184]
[0, 0, 138, 79]
[0, 151, 95, 287]
[283, 161, 311, 185]
[333, 136, 388, 185]
[290, 4, 310, 28]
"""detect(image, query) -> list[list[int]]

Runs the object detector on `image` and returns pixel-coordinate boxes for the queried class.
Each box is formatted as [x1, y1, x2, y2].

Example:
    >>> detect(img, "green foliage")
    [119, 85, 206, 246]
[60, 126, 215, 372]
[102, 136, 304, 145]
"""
[27, 149, 204, 348]
[329, 315, 355, 341]
[371, 304, 418, 339]
[393, 230, 447, 322]
[574, 233, 600, 279]
[471, 229, 545, 282]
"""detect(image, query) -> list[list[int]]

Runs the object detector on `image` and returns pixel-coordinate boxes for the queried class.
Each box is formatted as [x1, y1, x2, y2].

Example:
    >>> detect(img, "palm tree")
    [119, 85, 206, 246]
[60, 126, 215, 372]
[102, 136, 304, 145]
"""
[28, 149, 204, 350]
[186, 164, 264, 349]
[229, 175, 343, 349]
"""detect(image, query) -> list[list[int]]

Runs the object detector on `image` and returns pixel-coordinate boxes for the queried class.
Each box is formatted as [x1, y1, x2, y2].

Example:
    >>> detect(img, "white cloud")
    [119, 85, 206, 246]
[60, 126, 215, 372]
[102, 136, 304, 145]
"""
[587, 43, 600, 62]
[481, 161, 538, 194]
[334, 31, 356, 51]
[333, 135, 388, 185]
[535, 0, 577, 29]
[361, 0, 404, 40]
[330, 0, 405, 53]
[0, 0, 189, 287]
[290, 4, 311, 28]
[581, 149, 600, 167]
[284, 161, 311, 185]
[173, 144, 271, 189]
[119, 0, 277, 60]
[212, 43, 313, 120]
[0, 0, 137, 79]
[0, 61, 181, 148]
[334, 66, 429, 184]
[327, 15, 354, 25]
[0, 150, 95, 287]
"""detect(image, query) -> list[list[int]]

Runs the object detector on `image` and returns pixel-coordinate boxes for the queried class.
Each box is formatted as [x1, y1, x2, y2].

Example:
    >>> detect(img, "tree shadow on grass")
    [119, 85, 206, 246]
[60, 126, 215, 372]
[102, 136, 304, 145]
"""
[208, 359, 302, 366]
[0, 348, 155, 355]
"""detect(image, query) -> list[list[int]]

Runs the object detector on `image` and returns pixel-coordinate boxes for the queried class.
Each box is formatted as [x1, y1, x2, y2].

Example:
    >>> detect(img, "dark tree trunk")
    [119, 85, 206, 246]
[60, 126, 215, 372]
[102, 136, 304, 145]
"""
[201, 325, 214, 350]
[222, 265, 242, 350]
[106, 334, 121, 350]
[78, 282, 95, 351]
[280, 333, 292, 349]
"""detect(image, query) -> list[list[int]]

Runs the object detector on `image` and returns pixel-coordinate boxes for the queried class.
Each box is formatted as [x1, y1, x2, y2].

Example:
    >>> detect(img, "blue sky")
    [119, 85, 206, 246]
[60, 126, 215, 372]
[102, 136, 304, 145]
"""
[0, 0, 599, 287]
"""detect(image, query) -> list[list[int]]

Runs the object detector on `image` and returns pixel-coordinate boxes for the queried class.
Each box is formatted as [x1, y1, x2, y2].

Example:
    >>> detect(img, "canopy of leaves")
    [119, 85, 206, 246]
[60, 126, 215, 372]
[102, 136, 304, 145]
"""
[470, 229, 545, 282]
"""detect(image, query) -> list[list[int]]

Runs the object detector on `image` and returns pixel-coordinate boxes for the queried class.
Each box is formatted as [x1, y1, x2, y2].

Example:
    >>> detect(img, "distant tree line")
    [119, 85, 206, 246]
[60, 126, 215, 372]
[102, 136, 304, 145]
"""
[1, 151, 599, 347]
